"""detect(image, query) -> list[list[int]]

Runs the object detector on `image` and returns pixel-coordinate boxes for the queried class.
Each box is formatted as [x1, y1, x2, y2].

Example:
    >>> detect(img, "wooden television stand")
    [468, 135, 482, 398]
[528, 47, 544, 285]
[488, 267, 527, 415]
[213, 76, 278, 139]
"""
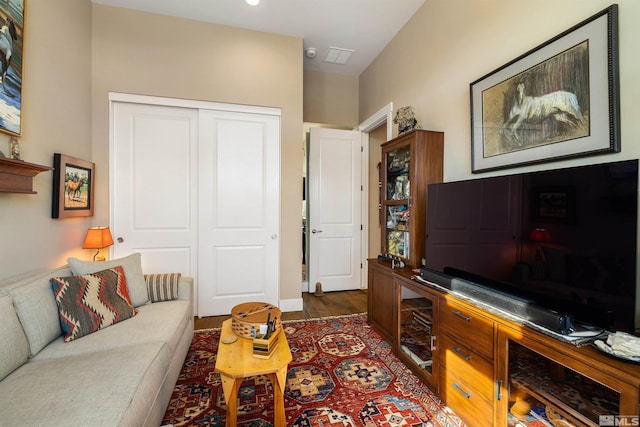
[368, 259, 640, 427]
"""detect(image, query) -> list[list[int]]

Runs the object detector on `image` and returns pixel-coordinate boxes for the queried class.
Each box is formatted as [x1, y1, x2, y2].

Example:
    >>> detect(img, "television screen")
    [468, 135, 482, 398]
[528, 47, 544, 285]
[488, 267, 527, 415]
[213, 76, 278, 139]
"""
[424, 159, 638, 333]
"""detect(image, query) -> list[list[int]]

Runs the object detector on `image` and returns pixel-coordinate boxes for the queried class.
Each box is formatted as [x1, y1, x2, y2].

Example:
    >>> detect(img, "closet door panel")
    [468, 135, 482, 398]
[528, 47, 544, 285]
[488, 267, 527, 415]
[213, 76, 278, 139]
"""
[197, 109, 280, 316]
[111, 101, 198, 280]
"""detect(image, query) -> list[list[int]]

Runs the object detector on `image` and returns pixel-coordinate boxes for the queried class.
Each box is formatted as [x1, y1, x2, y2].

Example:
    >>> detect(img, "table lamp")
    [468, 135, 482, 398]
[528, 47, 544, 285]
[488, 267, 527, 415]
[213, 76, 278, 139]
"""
[529, 228, 551, 261]
[83, 226, 114, 261]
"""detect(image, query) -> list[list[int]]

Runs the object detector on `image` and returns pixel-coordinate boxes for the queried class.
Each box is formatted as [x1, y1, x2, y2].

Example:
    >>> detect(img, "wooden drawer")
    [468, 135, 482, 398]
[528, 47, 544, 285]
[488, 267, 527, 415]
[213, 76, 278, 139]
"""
[440, 366, 493, 426]
[439, 333, 494, 399]
[440, 299, 494, 359]
[439, 345, 494, 427]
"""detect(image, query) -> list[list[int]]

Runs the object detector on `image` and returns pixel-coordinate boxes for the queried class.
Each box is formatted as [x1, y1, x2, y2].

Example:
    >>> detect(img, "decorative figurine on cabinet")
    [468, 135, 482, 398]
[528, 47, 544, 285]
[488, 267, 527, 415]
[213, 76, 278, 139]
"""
[9, 136, 20, 160]
[393, 106, 420, 135]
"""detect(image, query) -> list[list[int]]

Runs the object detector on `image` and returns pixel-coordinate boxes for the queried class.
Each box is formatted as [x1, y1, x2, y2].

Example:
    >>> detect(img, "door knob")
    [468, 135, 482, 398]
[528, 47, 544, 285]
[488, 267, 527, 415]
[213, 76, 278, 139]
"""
[311, 229, 323, 234]
[117, 237, 124, 243]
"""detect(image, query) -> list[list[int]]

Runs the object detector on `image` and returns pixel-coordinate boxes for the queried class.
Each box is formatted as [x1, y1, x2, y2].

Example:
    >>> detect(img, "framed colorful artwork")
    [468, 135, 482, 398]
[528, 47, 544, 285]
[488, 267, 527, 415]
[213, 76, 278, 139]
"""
[52, 153, 95, 218]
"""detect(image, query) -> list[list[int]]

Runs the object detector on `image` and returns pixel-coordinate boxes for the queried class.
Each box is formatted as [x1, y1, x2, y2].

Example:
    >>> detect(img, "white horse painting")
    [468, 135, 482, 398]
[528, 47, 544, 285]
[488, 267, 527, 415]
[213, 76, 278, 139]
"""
[500, 83, 584, 145]
[0, 17, 16, 92]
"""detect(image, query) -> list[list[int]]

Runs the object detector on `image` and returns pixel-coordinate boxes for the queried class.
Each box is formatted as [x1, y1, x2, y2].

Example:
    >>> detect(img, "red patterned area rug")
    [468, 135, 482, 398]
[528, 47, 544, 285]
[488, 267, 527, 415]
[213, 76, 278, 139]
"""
[162, 313, 465, 426]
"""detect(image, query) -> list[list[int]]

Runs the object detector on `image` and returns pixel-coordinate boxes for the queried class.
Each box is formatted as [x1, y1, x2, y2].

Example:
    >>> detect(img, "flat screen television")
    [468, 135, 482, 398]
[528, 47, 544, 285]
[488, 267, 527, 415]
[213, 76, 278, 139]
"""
[423, 159, 638, 333]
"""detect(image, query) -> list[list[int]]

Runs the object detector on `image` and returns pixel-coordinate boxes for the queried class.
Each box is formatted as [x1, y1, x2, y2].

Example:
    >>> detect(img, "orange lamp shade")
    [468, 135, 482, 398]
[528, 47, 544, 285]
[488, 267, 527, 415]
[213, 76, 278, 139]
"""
[82, 227, 114, 250]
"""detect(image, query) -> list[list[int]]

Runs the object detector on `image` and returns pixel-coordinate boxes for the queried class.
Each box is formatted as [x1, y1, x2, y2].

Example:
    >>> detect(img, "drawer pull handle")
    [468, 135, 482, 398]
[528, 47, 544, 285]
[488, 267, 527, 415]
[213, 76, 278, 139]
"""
[453, 382, 471, 399]
[452, 346, 471, 360]
[452, 310, 472, 322]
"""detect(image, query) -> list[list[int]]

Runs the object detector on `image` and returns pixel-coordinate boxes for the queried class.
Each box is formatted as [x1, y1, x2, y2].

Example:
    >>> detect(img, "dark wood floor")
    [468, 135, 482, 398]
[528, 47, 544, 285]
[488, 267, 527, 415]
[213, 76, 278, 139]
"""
[194, 289, 368, 329]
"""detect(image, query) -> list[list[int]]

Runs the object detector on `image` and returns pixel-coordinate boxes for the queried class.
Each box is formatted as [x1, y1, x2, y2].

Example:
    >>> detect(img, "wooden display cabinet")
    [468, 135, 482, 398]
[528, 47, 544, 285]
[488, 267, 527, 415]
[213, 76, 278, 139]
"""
[380, 130, 443, 267]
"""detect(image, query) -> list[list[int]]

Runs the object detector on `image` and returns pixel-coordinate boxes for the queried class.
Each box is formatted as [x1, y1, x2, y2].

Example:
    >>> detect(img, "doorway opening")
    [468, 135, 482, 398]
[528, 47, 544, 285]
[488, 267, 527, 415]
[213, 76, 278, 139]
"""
[301, 102, 394, 293]
[301, 123, 352, 288]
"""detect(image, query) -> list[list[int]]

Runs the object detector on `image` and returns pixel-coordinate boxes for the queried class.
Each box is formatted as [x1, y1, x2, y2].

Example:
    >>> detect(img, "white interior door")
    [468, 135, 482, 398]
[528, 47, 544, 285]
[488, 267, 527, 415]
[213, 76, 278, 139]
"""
[308, 128, 362, 293]
[197, 109, 280, 316]
[110, 101, 199, 280]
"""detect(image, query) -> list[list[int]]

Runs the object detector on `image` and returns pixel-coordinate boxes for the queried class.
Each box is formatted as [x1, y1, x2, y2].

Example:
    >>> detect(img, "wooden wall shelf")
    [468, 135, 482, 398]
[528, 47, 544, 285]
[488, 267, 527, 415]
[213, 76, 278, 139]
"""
[0, 157, 53, 194]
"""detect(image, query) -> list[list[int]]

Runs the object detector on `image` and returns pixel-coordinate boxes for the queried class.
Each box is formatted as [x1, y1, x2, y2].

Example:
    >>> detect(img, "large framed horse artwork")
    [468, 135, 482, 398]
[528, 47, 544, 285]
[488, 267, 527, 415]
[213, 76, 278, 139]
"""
[52, 153, 95, 219]
[470, 5, 620, 173]
[0, 0, 25, 136]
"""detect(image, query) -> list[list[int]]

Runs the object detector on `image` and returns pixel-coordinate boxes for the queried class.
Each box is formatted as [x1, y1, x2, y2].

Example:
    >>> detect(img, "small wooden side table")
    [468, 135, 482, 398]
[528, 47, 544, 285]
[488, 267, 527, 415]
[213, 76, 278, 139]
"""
[215, 319, 292, 427]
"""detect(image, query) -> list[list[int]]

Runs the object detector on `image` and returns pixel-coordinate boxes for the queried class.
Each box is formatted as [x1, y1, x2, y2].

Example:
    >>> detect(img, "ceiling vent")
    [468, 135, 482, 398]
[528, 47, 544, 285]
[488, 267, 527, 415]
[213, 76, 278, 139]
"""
[324, 47, 355, 65]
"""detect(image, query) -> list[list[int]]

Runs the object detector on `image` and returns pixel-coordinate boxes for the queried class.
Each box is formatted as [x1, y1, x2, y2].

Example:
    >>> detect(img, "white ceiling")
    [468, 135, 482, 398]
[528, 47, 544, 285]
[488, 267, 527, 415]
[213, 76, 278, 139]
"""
[92, 0, 426, 76]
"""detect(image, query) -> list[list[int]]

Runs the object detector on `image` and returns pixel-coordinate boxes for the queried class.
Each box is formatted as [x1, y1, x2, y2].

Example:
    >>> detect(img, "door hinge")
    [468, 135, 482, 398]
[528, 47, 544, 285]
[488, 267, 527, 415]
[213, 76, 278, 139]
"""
[361, 146, 364, 152]
[361, 224, 363, 230]
[360, 263, 363, 269]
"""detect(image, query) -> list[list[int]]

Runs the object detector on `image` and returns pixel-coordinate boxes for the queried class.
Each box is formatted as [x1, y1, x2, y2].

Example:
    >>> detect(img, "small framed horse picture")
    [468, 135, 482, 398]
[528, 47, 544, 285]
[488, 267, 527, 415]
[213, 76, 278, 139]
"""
[52, 153, 95, 219]
[0, 0, 25, 136]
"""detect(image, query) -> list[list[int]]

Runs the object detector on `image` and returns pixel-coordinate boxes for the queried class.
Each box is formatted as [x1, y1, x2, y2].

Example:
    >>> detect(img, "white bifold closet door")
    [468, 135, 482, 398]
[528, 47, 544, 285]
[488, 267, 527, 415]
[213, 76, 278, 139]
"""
[110, 94, 280, 317]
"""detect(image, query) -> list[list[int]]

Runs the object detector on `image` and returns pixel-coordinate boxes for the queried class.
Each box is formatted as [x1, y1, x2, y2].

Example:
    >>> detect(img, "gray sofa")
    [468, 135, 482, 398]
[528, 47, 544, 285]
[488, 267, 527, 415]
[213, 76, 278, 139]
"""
[0, 254, 193, 427]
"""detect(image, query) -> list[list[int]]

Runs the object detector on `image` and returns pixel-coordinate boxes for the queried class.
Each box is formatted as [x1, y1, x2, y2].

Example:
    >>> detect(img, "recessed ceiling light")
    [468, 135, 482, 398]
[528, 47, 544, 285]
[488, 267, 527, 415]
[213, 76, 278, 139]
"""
[246, 0, 259, 5]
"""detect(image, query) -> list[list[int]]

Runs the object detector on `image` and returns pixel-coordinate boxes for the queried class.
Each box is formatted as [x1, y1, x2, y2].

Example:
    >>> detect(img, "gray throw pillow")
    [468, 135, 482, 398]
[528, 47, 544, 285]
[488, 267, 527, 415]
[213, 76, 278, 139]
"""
[68, 252, 149, 307]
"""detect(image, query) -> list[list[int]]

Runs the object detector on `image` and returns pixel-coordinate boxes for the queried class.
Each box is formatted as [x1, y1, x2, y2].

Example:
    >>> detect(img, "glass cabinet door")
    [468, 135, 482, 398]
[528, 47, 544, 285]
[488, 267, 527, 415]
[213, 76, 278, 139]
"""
[506, 340, 621, 427]
[396, 279, 438, 389]
[385, 144, 411, 259]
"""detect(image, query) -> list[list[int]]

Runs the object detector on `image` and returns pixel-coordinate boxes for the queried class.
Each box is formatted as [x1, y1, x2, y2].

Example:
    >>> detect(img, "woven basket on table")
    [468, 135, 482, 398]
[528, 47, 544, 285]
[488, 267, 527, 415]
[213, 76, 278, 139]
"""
[231, 302, 282, 339]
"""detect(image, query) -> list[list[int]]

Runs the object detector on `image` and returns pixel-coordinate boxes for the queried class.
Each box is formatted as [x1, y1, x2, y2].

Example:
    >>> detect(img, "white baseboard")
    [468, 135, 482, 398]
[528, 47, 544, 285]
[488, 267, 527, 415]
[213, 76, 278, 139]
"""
[301, 281, 309, 292]
[279, 297, 303, 312]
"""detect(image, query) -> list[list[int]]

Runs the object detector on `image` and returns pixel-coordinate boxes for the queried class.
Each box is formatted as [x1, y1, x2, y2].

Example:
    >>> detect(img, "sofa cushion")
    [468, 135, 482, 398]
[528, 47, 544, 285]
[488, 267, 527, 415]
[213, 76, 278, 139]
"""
[145, 273, 181, 302]
[68, 252, 150, 307]
[11, 275, 63, 357]
[0, 294, 29, 381]
[0, 266, 71, 357]
[50, 266, 137, 342]
[0, 341, 171, 427]
[33, 299, 192, 361]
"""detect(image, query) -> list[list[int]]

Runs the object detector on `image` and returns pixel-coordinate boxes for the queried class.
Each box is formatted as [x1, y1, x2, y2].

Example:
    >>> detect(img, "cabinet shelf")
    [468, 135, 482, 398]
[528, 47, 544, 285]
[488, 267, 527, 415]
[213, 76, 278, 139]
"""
[0, 157, 53, 194]
[385, 199, 409, 206]
[397, 277, 439, 390]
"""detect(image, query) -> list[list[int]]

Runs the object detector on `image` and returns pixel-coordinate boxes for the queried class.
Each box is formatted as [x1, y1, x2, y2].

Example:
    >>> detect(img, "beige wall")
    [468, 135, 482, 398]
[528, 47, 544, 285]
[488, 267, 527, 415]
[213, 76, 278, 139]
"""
[304, 70, 359, 127]
[90, 5, 304, 301]
[360, 0, 640, 182]
[0, 0, 93, 278]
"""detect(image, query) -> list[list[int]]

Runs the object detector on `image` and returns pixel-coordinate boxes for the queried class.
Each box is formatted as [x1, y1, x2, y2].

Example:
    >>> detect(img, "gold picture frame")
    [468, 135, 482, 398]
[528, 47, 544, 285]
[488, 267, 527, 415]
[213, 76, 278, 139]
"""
[0, 0, 25, 136]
